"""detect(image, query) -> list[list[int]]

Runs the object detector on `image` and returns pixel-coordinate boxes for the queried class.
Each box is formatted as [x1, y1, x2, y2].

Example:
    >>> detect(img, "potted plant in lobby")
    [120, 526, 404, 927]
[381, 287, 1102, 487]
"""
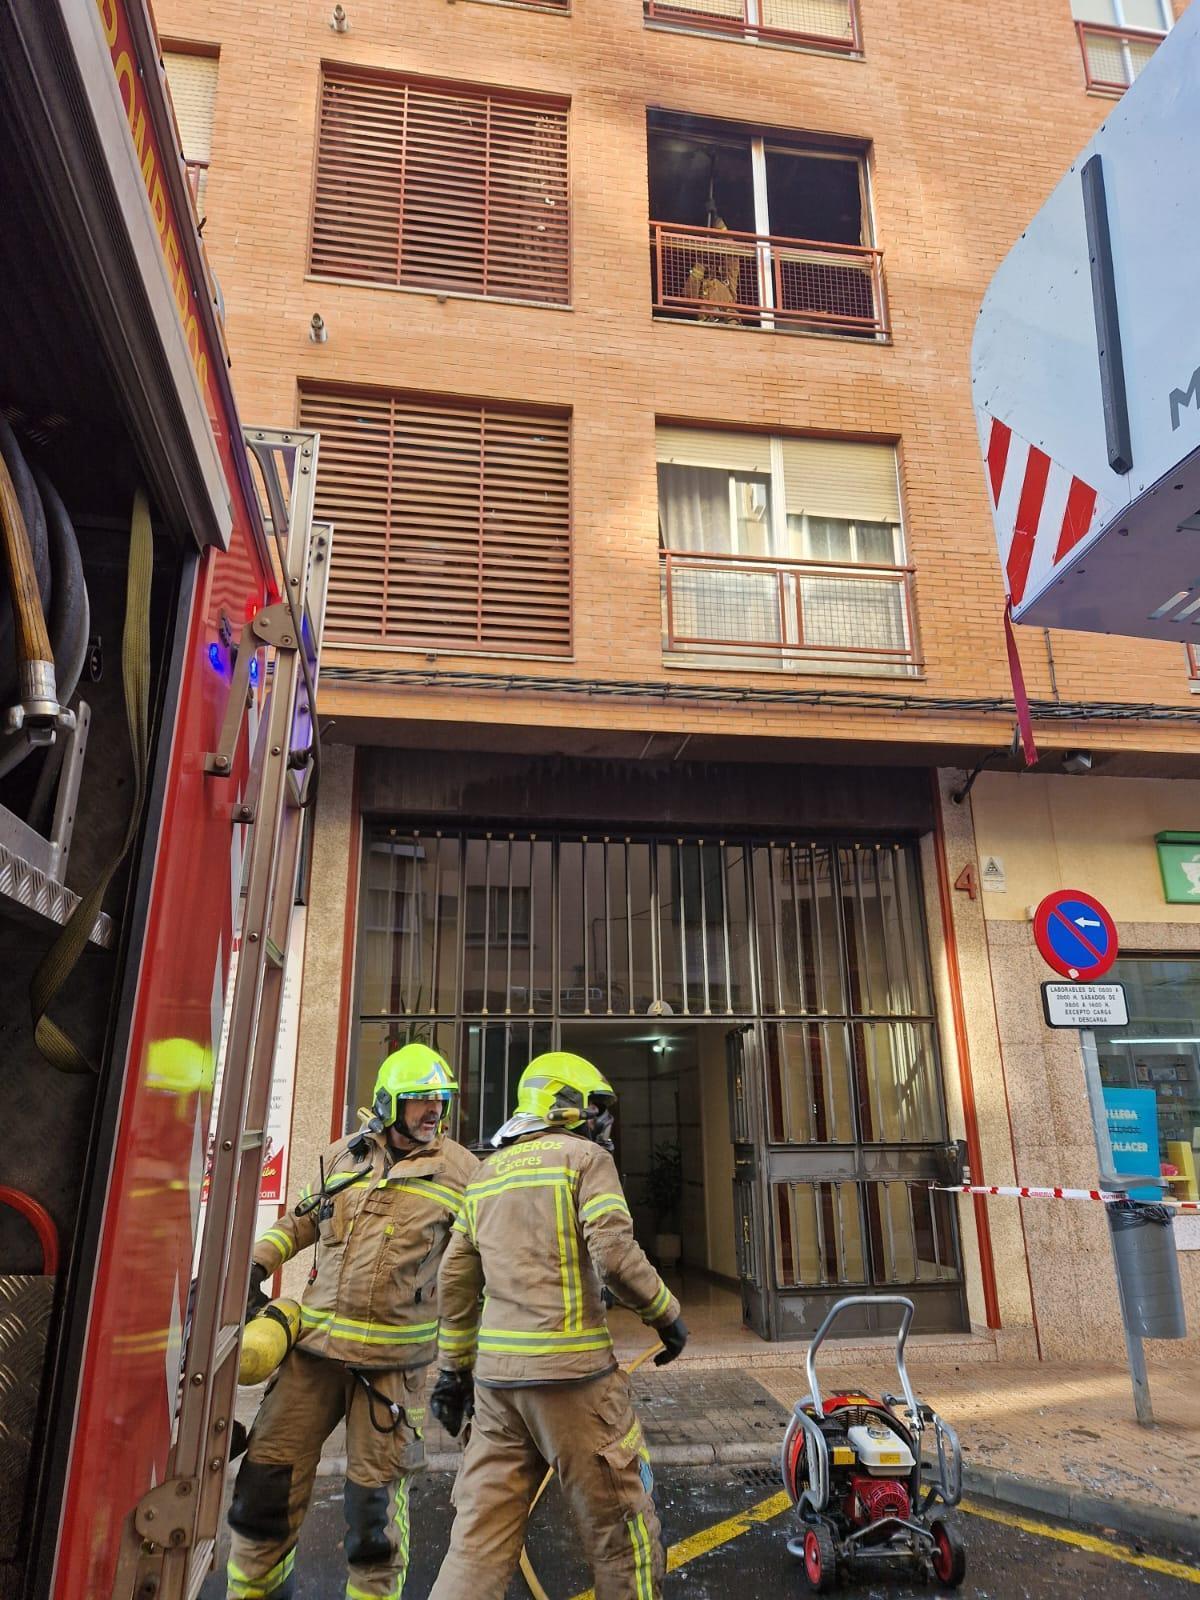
[645, 1140, 683, 1270]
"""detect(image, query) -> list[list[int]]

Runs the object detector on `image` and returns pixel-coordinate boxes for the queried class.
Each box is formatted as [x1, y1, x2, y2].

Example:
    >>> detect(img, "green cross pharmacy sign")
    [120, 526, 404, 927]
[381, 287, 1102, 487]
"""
[1155, 833, 1200, 904]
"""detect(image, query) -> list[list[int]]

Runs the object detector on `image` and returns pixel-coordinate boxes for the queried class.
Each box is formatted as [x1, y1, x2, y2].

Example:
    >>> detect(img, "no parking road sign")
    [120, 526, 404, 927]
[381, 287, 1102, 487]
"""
[1033, 889, 1118, 982]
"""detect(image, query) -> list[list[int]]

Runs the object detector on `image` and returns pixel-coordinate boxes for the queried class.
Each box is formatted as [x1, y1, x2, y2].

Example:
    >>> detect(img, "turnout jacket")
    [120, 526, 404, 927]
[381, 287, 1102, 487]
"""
[253, 1128, 479, 1370]
[436, 1131, 680, 1385]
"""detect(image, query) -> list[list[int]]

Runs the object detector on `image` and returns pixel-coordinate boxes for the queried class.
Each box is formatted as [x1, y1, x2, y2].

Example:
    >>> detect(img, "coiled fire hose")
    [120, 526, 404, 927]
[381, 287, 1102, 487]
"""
[518, 1337, 663, 1600]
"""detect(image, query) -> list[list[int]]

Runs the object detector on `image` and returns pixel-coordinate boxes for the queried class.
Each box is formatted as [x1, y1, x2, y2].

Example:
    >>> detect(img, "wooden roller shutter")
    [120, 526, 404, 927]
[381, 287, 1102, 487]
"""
[311, 69, 570, 305]
[655, 425, 773, 474]
[163, 49, 218, 212]
[301, 387, 572, 655]
[780, 439, 901, 523]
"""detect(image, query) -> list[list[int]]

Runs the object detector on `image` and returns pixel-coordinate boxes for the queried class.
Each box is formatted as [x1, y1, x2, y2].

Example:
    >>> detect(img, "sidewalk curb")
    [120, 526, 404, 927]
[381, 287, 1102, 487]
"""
[312, 1443, 1200, 1555]
[960, 1464, 1200, 1557]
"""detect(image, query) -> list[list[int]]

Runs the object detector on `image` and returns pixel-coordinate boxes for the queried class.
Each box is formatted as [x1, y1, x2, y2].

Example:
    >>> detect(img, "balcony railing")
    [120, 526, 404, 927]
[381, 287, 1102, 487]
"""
[645, 0, 859, 52]
[184, 157, 209, 210]
[661, 549, 920, 672]
[1076, 20, 1164, 95]
[651, 221, 888, 338]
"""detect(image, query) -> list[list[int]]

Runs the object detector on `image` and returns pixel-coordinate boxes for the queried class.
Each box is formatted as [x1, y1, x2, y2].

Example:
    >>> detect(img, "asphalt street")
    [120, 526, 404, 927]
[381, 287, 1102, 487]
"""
[201, 1463, 1200, 1599]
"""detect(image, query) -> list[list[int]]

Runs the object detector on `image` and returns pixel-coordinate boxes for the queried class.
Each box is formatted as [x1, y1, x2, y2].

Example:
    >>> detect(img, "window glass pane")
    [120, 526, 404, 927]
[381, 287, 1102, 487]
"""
[752, 843, 845, 1015]
[853, 1021, 942, 1143]
[800, 516, 853, 562]
[855, 520, 898, 565]
[1119, 0, 1163, 27]
[658, 463, 733, 552]
[733, 475, 773, 556]
[763, 150, 863, 246]
[1070, 0, 1119, 21]
[359, 830, 458, 1016]
[773, 1181, 865, 1287]
[723, 844, 756, 1013]
[628, 842, 657, 1013]
[764, 1021, 855, 1142]
[840, 845, 929, 1015]
[1095, 958, 1200, 1195]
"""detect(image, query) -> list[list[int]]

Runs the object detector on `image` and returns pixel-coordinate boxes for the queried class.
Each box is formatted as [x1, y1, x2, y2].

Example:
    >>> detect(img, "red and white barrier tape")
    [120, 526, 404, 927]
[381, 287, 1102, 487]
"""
[935, 1182, 1199, 1212]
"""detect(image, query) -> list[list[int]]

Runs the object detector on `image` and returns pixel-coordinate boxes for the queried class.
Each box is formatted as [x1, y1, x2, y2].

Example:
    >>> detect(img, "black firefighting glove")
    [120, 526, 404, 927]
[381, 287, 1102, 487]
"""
[654, 1316, 688, 1366]
[430, 1368, 474, 1438]
[246, 1262, 269, 1320]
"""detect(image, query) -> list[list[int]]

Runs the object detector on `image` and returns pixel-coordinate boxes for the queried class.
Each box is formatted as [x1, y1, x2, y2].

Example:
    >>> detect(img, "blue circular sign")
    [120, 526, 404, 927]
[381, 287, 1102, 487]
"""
[1033, 889, 1118, 981]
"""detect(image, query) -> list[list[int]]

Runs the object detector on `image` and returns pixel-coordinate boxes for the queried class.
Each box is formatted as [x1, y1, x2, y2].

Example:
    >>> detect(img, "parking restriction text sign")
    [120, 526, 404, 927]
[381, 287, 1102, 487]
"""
[1041, 982, 1128, 1029]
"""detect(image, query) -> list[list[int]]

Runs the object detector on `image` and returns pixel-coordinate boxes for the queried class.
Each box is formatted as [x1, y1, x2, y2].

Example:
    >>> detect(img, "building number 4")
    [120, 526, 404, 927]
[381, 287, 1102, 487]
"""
[953, 864, 977, 901]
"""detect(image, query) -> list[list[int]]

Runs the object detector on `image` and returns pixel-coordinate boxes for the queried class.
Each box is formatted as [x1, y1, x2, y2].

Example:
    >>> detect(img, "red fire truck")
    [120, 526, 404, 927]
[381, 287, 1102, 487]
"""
[0, 3, 327, 1596]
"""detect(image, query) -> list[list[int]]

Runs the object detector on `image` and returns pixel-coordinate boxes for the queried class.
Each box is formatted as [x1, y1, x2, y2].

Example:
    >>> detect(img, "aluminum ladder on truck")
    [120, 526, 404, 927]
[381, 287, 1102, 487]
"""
[122, 428, 330, 1600]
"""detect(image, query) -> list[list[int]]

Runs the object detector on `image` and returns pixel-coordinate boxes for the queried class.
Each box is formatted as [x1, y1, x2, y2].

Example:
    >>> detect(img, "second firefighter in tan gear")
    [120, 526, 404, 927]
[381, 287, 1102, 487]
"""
[227, 1044, 479, 1600]
[429, 1052, 688, 1600]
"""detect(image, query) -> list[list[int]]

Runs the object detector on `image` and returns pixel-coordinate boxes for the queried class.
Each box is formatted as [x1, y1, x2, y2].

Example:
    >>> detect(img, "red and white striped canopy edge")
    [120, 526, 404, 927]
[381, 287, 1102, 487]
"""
[977, 410, 1115, 610]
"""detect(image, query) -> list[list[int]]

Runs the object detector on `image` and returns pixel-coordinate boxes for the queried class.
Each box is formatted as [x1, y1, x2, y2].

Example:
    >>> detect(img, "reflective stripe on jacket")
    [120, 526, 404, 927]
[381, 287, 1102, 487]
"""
[436, 1132, 680, 1385]
[253, 1129, 479, 1370]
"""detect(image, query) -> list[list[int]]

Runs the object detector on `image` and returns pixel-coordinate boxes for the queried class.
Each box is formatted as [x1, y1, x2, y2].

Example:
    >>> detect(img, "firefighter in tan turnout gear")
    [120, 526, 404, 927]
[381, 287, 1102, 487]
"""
[428, 1053, 688, 1600]
[226, 1043, 479, 1600]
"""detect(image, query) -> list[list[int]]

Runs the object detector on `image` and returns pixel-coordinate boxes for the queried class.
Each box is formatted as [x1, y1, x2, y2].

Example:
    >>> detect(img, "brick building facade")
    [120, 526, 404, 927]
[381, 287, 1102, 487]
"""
[156, 0, 1200, 1359]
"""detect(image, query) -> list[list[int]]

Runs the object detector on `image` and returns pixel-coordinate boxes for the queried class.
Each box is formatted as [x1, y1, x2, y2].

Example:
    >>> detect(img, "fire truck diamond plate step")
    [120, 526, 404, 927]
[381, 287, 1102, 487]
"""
[0, 842, 113, 948]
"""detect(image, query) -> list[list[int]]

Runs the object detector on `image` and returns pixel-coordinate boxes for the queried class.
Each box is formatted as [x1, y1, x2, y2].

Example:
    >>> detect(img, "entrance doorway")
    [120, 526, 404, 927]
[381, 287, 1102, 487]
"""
[560, 1021, 745, 1342]
[351, 826, 967, 1339]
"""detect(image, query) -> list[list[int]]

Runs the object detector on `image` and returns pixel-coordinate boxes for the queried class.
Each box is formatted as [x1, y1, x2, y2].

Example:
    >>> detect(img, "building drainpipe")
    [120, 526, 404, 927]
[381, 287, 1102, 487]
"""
[930, 771, 1002, 1331]
[330, 748, 362, 1141]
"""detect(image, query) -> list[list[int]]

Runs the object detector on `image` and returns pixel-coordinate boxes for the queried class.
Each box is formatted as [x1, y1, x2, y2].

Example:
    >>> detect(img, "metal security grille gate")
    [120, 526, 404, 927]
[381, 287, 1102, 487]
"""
[354, 827, 965, 1336]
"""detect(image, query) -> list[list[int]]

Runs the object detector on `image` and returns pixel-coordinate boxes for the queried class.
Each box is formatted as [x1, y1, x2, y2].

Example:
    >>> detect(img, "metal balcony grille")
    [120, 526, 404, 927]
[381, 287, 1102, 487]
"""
[300, 386, 572, 655]
[1075, 20, 1164, 94]
[661, 551, 919, 671]
[645, 0, 859, 51]
[651, 222, 885, 335]
[311, 69, 570, 304]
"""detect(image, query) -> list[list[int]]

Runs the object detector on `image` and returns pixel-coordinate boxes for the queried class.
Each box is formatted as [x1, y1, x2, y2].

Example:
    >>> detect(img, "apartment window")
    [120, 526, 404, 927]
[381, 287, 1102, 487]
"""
[657, 426, 917, 675]
[162, 46, 218, 215]
[645, 0, 859, 54]
[648, 116, 885, 336]
[311, 68, 569, 305]
[1071, 0, 1170, 93]
[300, 387, 571, 656]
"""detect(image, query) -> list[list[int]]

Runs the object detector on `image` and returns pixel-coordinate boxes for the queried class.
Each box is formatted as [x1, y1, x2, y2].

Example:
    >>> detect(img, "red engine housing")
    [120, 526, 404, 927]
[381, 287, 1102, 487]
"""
[851, 1475, 911, 1524]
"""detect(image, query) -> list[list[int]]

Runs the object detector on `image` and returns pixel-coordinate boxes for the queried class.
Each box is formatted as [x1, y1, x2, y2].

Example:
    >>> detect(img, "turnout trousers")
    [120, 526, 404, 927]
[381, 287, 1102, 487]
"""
[429, 1367, 664, 1600]
[226, 1348, 425, 1600]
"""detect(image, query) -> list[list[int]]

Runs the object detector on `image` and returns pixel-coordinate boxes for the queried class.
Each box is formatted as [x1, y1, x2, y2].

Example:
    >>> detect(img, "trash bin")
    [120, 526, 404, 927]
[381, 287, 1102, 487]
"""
[1107, 1202, 1187, 1339]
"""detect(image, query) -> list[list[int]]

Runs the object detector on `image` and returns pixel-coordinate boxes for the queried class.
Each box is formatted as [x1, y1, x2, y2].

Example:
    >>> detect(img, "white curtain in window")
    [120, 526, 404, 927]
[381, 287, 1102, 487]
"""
[657, 464, 732, 552]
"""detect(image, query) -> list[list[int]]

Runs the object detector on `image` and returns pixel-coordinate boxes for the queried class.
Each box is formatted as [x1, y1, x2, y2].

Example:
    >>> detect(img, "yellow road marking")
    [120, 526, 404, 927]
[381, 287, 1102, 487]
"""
[961, 1498, 1200, 1586]
[565, 1486, 1200, 1600]
[566, 1491, 790, 1600]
